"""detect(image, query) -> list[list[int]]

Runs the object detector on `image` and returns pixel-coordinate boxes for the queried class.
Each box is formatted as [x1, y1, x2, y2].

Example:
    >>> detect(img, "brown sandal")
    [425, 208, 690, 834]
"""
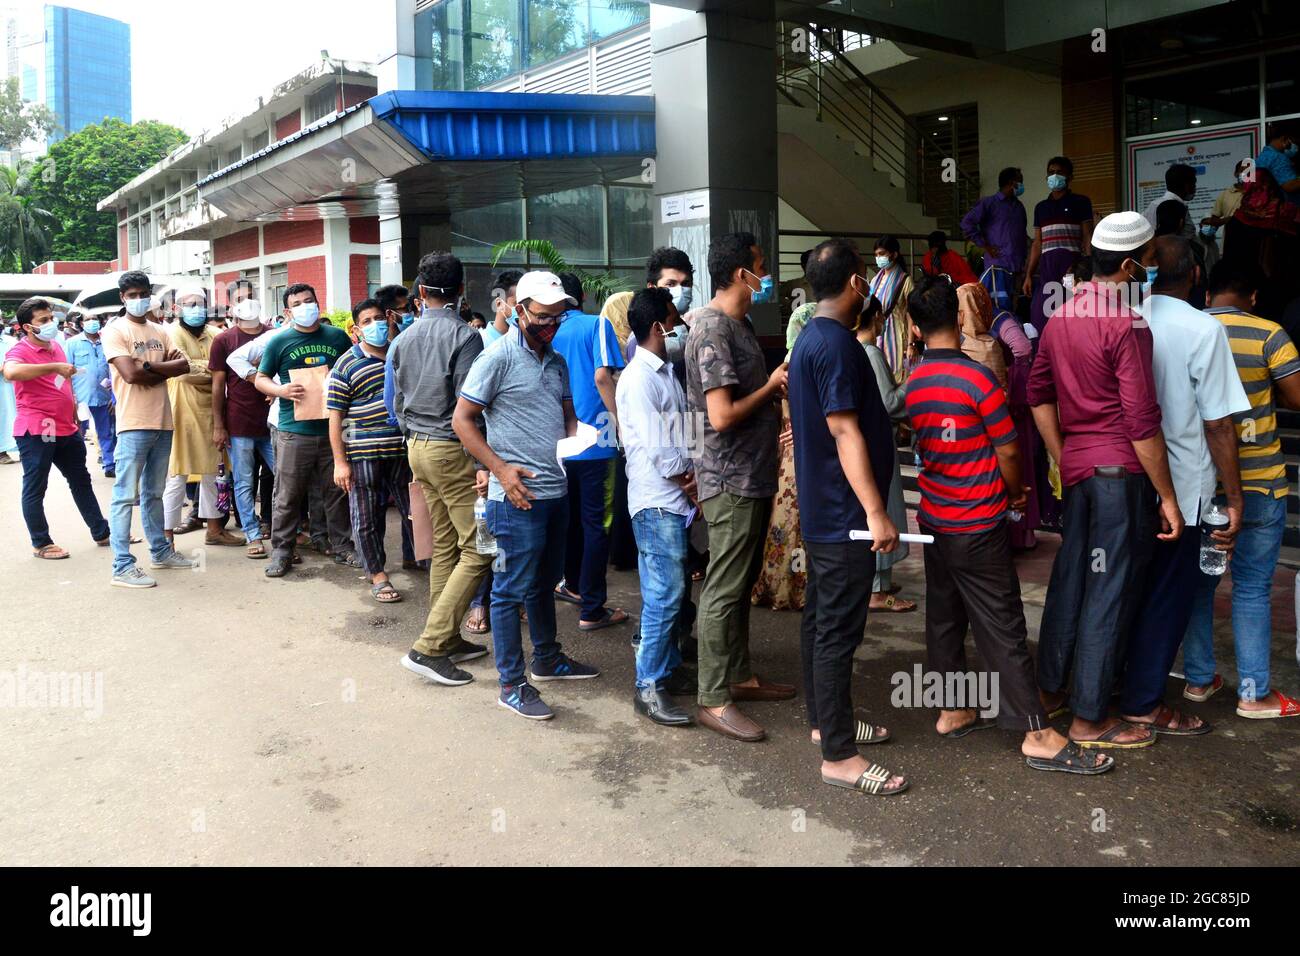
[33, 544, 69, 560]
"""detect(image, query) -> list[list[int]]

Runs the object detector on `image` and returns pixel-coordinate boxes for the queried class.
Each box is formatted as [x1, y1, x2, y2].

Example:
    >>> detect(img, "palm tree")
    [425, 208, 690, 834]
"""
[490, 238, 629, 304]
[0, 160, 58, 273]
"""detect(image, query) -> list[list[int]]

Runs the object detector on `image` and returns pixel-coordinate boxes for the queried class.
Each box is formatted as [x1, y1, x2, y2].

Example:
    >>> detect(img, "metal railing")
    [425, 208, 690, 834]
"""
[776, 21, 981, 235]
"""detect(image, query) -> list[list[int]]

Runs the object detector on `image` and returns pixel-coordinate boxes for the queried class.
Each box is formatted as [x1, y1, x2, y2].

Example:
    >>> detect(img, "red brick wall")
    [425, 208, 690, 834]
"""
[287, 256, 327, 308]
[34, 260, 111, 274]
[349, 216, 379, 245]
[275, 110, 301, 141]
[264, 220, 323, 255]
[349, 254, 372, 304]
[213, 270, 240, 309]
[118, 225, 128, 268]
[213, 227, 260, 265]
[340, 83, 373, 110]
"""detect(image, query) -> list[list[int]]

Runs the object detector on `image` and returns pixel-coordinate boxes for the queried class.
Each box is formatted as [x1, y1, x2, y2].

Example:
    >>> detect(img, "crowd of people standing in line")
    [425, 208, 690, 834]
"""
[4, 123, 1300, 797]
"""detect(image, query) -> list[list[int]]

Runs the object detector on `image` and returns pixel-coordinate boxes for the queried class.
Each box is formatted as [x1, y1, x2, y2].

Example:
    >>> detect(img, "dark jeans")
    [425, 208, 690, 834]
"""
[1119, 528, 1202, 715]
[270, 430, 351, 559]
[563, 457, 615, 620]
[1037, 471, 1156, 721]
[801, 539, 875, 762]
[17, 432, 109, 548]
[924, 521, 1047, 731]
[81, 404, 115, 472]
[486, 496, 568, 686]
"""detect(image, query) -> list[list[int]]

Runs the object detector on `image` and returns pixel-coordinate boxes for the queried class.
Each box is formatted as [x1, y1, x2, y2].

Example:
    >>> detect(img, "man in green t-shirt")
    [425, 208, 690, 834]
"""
[255, 283, 357, 577]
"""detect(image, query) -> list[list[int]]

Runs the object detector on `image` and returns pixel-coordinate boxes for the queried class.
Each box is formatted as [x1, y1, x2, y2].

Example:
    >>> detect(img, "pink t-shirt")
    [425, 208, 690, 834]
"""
[5, 338, 79, 437]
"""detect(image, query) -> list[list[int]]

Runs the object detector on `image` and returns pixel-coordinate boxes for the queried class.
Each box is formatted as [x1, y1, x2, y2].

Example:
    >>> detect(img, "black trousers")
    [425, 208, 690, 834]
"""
[1037, 471, 1157, 721]
[801, 539, 875, 762]
[924, 521, 1047, 731]
[1119, 529, 1201, 716]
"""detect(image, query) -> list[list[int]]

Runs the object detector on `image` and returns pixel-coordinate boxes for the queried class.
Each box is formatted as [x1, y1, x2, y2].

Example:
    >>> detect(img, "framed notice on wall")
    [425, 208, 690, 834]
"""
[1127, 125, 1259, 227]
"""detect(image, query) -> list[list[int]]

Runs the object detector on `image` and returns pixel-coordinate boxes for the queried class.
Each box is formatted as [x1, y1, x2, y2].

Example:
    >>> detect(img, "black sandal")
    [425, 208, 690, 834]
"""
[822, 763, 909, 796]
[1025, 741, 1115, 775]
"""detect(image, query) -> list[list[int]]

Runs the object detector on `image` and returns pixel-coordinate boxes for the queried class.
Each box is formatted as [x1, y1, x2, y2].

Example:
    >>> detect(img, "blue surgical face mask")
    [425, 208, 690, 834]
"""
[1014, 182, 1025, 197]
[875, 255, 892, 271]
[124, 297, 151, 318]
[181, 305, 207, 327]
[1145, 265, 1158, 289]
[35, 320, 60, 342]
[1047, 173, 1067, 191]
[398, 312, 415, 331]
[744, 270, 774, 304]
[1199, 224, 1217, 238]
[361, 321, 390, 347]
[669, 285, 693, 314]
[83, 319, 101, 334]
[291, 302, 320, 328]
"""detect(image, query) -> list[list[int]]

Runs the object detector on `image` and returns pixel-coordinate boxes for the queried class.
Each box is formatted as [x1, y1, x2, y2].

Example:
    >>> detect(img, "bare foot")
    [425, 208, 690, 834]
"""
[821, 753, 906, 792]
[1236, 690, 1282, 713]
[1069, 717, 1152, 746]
[1021, 727, 1070, 759]
[1120, 705, 1205, 733]
[936, 708, 979, 735]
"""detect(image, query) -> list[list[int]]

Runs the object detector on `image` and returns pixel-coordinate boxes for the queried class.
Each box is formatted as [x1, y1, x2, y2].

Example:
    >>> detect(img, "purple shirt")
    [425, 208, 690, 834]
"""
[1026, 282, 1163, 488]
[961, 191, 1028, 273]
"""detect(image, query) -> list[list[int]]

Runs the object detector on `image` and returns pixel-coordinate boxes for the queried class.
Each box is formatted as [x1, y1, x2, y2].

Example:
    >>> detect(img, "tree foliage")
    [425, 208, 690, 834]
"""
[27, 118, 188, 263]
[0, 77, 57, 150]
[0, 161, 59, 272]
[490, 238, 629, 304]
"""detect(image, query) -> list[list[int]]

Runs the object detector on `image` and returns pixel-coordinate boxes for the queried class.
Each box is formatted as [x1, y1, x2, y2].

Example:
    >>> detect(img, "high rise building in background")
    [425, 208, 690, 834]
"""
[4, 3, 131, 149]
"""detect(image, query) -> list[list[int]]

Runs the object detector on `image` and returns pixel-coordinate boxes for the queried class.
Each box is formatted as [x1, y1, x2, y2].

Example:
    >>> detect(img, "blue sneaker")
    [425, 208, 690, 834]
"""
[498, 681, 553, 721]
[529, 653, 599, 682]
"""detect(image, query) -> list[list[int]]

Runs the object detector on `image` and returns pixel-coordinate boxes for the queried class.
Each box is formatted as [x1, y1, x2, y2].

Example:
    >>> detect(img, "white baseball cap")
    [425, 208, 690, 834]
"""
[515, 270, 577, 308]
[1092, 210, 1154, 251]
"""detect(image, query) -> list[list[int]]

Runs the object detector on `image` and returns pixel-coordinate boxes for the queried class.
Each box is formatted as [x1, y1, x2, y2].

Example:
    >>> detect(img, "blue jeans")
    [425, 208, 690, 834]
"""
[80, 404, 115, 472]
[229, 435, 275, 542]
[563, 457, 615, 621]
[111, 429, 174, 574]
[16, 432, 109, 548]
[632, 508, 687, 689]
[486, 496, 567, 686]
[1184, 492, 1286, 700]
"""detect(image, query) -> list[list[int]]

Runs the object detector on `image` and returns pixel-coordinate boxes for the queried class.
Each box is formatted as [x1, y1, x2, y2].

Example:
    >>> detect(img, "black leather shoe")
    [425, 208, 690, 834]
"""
[634, 687, 694, 726]
[663, 667, 698, 696]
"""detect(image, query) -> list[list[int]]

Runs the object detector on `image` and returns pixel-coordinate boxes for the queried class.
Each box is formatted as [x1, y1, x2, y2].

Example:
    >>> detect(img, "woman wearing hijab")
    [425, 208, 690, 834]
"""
[868, 236, 916, 385]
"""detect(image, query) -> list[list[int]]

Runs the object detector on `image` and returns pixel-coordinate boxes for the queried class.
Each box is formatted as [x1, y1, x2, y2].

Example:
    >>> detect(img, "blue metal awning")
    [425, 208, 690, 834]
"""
[196, 91, 656, 227]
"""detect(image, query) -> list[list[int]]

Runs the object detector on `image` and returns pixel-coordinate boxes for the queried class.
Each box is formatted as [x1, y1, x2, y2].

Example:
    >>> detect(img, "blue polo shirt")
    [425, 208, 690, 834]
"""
[551, 307, 624, 461]
[64, 332, 112, 407]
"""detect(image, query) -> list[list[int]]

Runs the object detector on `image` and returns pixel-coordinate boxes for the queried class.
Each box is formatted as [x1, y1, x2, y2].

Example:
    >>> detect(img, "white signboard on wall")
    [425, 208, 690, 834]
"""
[1127, 125, 1259, 228]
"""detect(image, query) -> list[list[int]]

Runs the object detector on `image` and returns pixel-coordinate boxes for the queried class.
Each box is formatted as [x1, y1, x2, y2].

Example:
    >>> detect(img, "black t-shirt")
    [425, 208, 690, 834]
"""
[788, 316, 895, 543]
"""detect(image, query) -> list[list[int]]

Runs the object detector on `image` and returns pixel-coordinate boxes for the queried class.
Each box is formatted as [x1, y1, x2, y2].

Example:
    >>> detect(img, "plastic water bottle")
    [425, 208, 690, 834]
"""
[474, 496, 497, 555]
[1199, 503, 1229, 576]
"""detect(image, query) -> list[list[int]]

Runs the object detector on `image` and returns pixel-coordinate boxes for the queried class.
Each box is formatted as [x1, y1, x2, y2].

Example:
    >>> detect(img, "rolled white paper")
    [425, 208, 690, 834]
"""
[850, 530, 935, 544]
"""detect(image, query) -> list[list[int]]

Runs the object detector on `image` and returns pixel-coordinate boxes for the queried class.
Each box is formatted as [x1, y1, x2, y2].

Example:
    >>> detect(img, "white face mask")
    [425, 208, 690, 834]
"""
[669, 285, 692, 314]
[124, 297, 151, 318]
[233, 299, 262, 325]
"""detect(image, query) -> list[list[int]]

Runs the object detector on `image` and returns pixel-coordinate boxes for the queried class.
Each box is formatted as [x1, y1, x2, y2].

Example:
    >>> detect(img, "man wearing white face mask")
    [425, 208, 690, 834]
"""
[211, 280, 275, 558]
[162, 286, 240, 548]
[255, 283, 357, 577]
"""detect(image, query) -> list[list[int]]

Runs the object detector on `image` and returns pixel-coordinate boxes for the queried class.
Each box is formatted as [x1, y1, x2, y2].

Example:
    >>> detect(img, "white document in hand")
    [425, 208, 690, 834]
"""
[556, 421, 599, 465]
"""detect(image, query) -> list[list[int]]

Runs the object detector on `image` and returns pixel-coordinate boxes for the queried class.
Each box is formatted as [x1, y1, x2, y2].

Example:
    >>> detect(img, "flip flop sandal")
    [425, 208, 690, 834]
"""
[464, 616, 490, 634]
[1026, 741, 1115, 775]
[246, 543, 268, 559]
[1184, 674, 1223, 702]
[1236, 690, 1300, 719]
[870, 594, 916, 613]
[554, 585, 582, 605]
[33, 544, 69, 559]
[940, 717, 996, 739]
[371, 582, 402, 604]
[1072, 721, 1155, 749]
[1124, 703, 1212, 736]
[579, 608, 629, 631]
[822, 762, 909, 796]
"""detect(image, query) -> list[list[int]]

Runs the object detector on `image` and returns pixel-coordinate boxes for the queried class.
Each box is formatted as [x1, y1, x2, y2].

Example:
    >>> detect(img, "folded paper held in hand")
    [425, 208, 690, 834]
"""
[289, 365, 330, 421]
[850, 530, 935, 544]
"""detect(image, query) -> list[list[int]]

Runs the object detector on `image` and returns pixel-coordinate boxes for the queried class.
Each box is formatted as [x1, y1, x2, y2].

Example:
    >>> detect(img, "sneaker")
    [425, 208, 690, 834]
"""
[112, 566, 156, 589]
[150, 551, 196, 570]
[498, 681, 554, 720]
[529, 653, 599, 682]
[447, 638, 489, 663]
[400, 650, 473, 686]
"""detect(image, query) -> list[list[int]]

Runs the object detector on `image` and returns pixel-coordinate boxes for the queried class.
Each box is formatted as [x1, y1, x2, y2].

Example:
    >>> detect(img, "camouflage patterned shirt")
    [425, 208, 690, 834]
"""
[684, 307, 780, 501]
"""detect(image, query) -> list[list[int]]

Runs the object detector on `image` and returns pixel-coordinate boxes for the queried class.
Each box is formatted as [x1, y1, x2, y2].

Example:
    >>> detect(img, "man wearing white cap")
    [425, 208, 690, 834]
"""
[452, 270, 601, 720]
[1117, 236, 1247, 737]
[1029, 210, 1182, 751]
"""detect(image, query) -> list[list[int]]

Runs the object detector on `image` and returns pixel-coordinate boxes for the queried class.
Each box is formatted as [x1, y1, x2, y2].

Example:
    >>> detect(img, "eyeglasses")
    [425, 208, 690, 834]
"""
[518, 304, 564, 326]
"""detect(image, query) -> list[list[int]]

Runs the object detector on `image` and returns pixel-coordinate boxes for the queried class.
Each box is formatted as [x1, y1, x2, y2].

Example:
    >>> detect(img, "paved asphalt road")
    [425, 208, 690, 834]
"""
[1, 456, 1297, 866]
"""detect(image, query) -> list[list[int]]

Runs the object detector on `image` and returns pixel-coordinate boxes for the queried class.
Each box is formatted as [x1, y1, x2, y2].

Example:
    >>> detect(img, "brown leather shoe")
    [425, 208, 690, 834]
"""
[696, 704, 766, 742]
[729, 676, 796, 702]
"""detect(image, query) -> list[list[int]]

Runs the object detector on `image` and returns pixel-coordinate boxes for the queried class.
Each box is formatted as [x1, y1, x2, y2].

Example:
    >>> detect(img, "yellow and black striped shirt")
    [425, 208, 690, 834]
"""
[1209, 308, 1300, 498]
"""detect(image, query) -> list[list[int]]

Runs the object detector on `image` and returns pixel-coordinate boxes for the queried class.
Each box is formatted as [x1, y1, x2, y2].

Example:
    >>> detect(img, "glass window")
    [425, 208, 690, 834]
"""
[268, 264, 288, 314]
[1266, 50, 1300, 118]
[427, 0, 465, 91]
[452, 198, 525, 261]
[528, 0, 586, 69]
[466, 0, 520, 89]
[367, 256, 382, 298]
[1126, 58, 1259, 137]
[528, 185, 605, 265]
[589, 0, 648, 40]
[608, 185, 651, 266]
[305, 84, 337, 125]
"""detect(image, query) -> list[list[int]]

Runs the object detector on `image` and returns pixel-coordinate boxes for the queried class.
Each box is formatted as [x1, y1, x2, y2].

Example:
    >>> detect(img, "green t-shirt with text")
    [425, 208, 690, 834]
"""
[257, 323, 354, 435]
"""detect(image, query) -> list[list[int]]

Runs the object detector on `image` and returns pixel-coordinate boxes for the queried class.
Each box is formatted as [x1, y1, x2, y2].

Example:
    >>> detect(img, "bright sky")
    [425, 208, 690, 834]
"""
[9, 0, 390, 136]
